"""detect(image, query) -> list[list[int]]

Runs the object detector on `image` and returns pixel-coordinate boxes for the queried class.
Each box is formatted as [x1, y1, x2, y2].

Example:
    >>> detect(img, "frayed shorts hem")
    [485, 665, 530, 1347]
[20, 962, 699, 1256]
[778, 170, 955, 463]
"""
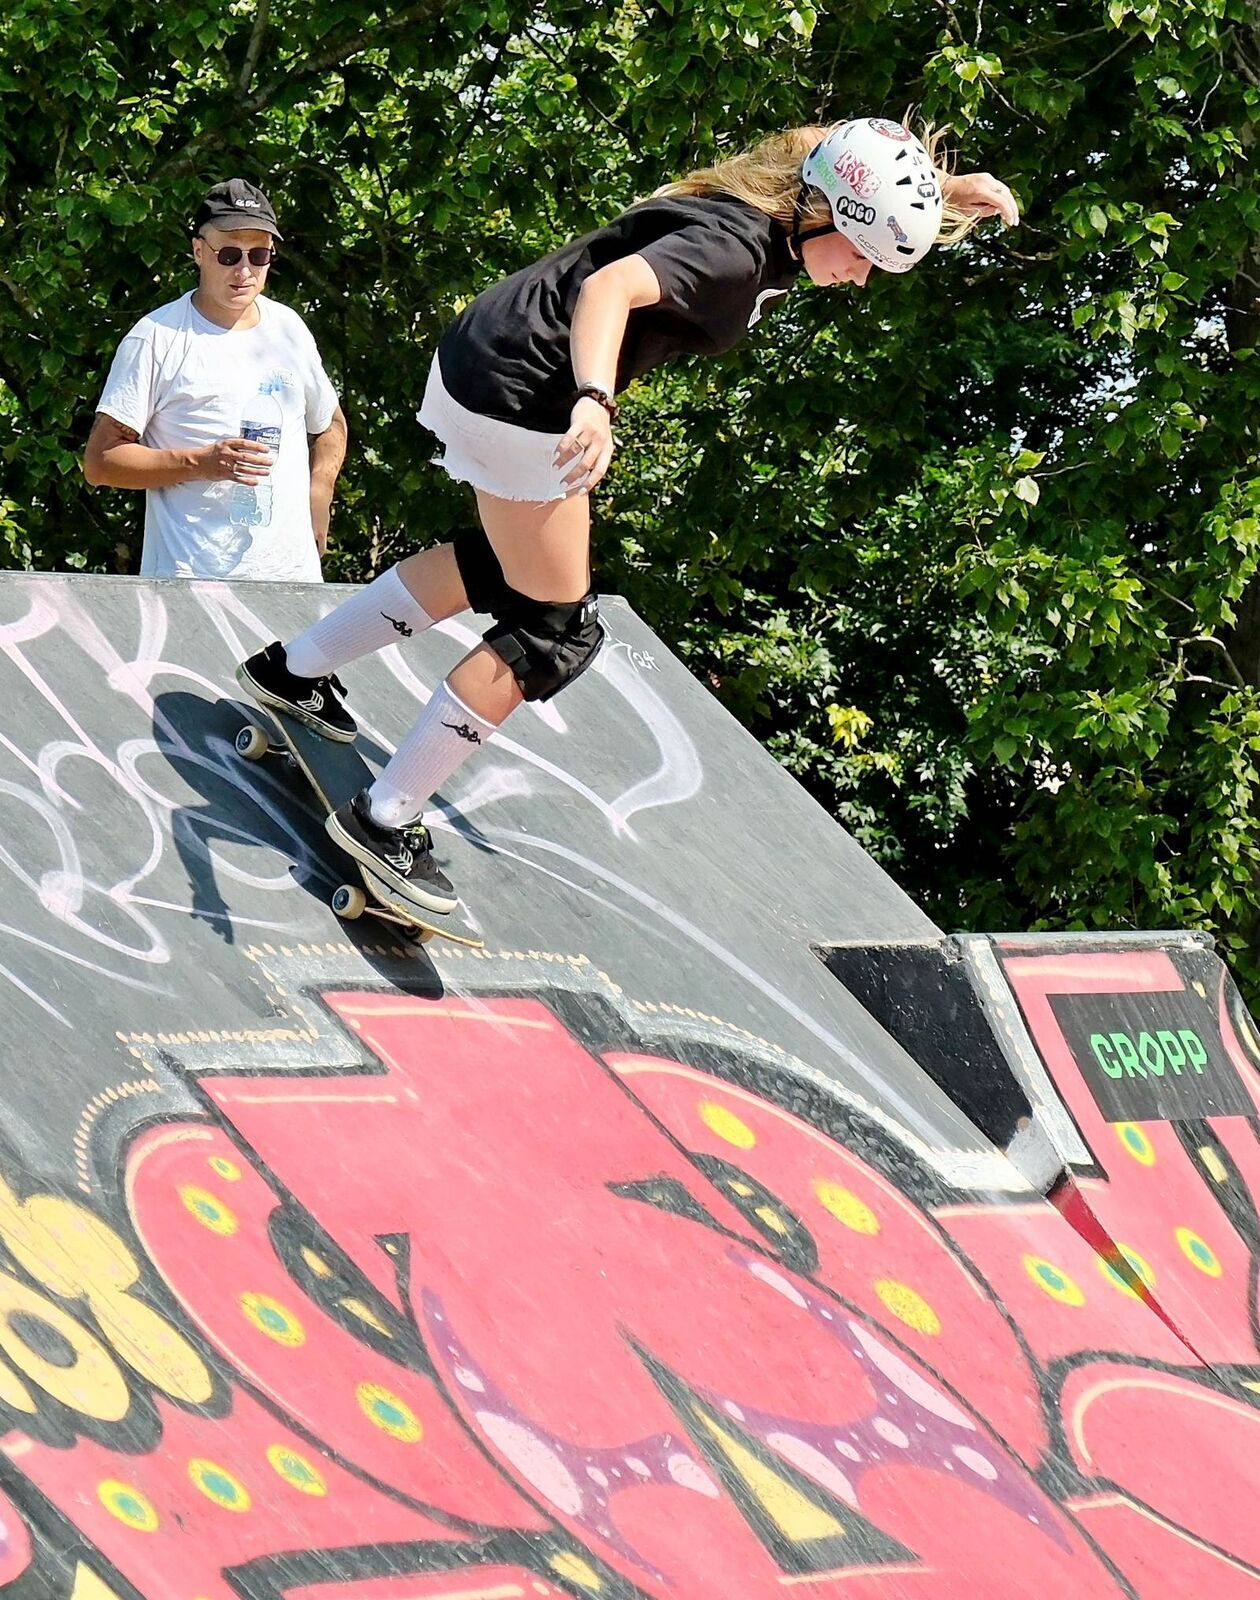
[427, 454, 570, 503]
[417, 352, 572, 503]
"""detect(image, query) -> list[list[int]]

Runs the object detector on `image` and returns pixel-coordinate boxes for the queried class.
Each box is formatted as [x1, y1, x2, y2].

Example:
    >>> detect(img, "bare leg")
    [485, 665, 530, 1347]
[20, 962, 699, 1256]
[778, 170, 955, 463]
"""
[473, 488, 593, 603]
[396, 543, 471, 621]
[364, 488, 593, 829]
[443, 490, 592, 723]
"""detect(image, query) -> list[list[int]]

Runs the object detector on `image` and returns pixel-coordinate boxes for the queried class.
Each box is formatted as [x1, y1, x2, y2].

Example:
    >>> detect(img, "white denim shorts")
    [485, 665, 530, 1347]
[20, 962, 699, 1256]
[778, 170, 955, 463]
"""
[416, 353, 574, 503]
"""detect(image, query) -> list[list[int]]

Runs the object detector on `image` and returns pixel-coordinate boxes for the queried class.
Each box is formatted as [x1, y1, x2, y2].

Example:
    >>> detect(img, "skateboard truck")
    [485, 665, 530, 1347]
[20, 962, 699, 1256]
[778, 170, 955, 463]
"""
[234, 713, 483, 950]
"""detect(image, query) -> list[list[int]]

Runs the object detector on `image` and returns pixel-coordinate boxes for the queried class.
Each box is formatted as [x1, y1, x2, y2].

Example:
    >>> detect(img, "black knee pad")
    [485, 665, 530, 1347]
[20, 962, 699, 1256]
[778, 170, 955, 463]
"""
[453, 524, 515, 616]
[485, 592, 605, 702]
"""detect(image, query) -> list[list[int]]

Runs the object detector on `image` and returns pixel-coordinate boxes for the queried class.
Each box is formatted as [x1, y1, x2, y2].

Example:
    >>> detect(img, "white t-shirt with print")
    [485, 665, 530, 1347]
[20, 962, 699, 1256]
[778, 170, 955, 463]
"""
[96, 292, 338, 582]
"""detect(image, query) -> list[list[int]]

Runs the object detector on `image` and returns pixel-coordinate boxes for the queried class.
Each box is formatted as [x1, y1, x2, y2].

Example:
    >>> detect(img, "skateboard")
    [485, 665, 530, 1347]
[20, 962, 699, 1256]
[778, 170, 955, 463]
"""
[234, 705, 484, 949]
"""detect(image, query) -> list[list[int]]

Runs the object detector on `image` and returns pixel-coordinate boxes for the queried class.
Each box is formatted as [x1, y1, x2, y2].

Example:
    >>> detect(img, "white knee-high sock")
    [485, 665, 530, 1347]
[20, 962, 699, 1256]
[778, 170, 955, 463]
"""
[285, 565, 435, 678]
[367, 681, 499, 827]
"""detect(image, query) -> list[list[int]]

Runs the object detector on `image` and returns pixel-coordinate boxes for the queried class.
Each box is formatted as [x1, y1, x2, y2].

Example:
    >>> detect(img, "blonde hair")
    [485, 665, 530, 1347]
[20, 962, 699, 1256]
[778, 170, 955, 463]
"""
[653, 121, 980, 246]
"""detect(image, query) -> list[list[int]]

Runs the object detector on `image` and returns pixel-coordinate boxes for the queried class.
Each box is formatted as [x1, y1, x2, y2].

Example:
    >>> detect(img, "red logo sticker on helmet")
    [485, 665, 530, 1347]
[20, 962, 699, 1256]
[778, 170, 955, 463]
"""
[868, 118, 913, 141]
[833, 149, 882, 199]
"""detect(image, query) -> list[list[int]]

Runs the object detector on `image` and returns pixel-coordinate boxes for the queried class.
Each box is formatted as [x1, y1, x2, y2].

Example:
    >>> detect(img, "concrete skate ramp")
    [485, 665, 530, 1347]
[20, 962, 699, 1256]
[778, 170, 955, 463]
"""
[0, 571, 1253, 1598]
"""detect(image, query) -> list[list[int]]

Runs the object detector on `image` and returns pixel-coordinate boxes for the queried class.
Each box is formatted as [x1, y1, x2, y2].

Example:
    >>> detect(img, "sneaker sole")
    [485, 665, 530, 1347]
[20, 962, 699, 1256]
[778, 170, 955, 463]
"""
[325, 811, 459, 916]
[235, 662, 358, 744]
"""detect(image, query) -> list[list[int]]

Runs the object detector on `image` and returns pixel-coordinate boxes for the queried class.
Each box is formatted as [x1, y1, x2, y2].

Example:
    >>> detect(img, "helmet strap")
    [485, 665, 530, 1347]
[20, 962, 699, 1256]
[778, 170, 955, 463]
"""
[790, 179, 837, 259]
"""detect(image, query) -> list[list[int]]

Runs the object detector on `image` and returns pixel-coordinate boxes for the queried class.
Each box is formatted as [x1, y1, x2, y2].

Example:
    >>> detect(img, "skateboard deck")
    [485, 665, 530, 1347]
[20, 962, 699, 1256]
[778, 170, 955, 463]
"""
[234, 705, 483, 949]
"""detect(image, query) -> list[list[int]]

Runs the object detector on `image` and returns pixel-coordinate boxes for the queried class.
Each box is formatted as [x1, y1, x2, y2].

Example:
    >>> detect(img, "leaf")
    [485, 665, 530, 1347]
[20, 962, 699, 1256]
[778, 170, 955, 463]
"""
[994, 735, 1019, 764]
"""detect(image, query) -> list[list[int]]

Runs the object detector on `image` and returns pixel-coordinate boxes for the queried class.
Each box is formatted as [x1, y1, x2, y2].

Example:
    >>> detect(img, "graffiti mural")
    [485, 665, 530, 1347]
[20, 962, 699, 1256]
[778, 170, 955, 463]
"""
[0, 976, 1250, 1596]
[0, 575, 1256, 1594]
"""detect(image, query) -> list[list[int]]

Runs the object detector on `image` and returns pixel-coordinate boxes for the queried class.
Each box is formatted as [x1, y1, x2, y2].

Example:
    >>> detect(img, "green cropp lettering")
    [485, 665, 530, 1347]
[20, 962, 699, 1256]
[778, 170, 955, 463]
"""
[1112, 1031, 1146, 1077]
[1180, 1029, 1208, 1074]
[1091, 1033, 1121, 1078]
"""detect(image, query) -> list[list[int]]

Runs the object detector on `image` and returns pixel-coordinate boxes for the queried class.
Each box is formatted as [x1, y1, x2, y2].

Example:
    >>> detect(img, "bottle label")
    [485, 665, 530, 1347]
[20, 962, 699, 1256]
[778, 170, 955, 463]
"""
[241, 422, 281, 449]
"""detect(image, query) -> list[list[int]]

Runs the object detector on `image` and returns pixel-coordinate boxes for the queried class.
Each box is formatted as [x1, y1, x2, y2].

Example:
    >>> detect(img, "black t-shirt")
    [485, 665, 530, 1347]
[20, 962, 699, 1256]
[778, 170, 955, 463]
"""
[436, 193, 802, 432]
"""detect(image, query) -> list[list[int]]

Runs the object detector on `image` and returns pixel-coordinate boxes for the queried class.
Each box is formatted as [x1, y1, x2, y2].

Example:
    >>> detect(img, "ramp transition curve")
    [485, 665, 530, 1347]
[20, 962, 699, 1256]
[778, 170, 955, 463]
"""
[0, 572, 1253, 1598]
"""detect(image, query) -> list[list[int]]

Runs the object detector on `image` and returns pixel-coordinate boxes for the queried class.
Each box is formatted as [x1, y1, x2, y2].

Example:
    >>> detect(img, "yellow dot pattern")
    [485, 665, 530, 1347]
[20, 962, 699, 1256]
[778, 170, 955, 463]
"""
[813, 1179, 880, 1236]
[1175, 1227, 1223, 1277]
[1099, 1244, 1157, 1298]
[178, 1186, 238, 1237]
[1115, 1123, 1157, 1167]
[1023, 1254, 1086, 1306]
[266, 1444, 328, 1497]
[208, 1156, 242, 1182]
[874, 1279, 941, 1335]
[697, 1101, 756, 1149]
[239, 1292, 306, 1348]
[98, 1480, 159, 1532]
[356, 1381, 423, 1442]
[188, 1458, 251, 1512]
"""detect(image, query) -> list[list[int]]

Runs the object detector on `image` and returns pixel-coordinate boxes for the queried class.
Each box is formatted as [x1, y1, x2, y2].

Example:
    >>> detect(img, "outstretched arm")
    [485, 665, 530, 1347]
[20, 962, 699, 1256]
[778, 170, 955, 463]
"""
[942, 172, 1020, 226]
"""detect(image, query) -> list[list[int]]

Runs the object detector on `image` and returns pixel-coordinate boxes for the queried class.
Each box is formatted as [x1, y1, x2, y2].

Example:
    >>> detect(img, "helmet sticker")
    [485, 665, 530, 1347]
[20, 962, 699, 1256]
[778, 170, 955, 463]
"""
[886, 214, 910, 243]
[917, 180, 939, 200]
[868, 118, 913, 141]
[833, 149, 882, 198]
[748, 287, 790, 329]
[812, 160, 841, 195]
[858, 238, 897, 267]
[834, 196, 877, 226]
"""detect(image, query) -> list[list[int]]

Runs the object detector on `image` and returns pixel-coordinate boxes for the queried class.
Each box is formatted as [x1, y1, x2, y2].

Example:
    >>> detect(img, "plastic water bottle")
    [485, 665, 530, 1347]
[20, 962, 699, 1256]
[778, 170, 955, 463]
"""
[229, 379, 283, 529]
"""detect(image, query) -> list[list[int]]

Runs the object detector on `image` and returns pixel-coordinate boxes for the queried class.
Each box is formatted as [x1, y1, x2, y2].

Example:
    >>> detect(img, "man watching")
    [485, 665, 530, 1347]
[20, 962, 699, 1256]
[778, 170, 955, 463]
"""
[83, 178, 347, 581]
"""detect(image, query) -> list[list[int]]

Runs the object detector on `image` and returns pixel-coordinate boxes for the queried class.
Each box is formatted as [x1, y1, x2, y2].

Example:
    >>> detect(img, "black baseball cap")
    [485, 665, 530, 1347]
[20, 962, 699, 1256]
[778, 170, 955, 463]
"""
[191, 178, 283, 240]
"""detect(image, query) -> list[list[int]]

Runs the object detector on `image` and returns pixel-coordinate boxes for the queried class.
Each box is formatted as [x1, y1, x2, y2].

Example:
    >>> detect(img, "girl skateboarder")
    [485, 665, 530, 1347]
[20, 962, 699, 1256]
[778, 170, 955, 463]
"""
[237, 117, 1018, 914]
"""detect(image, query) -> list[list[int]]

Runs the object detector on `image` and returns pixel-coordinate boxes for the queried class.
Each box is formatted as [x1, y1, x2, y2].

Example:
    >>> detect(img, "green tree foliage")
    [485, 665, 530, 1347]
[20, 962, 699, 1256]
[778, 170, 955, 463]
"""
[0, 0, 1257, 974]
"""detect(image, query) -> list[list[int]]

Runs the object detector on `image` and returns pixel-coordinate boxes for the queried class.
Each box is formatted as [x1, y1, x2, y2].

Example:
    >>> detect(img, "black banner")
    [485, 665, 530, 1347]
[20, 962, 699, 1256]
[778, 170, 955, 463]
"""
[1048, 985, 1253, 1122]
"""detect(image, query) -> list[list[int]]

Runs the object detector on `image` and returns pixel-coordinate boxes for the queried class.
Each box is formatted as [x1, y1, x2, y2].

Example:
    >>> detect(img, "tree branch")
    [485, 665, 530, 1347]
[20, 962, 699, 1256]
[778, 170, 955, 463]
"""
[524, 28, 624, 135]
[0, 268, 38, 321]
[450, 41, 515, 167]
[237, 0, 271, 94]
[161, 1, 445, 178]
[1183, 632, 1248, 689]
[1233, 44, 1260, 87]
[1004, 24, 1114, 60]
[1078, 32, 1139, 78]
[1180, 671, 1244, 692]
[280, 243, 383, 338]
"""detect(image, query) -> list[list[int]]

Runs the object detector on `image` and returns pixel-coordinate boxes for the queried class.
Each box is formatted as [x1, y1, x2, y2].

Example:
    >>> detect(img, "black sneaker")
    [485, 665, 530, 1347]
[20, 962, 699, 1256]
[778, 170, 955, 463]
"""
[326, 789, 458, 915]
[236, 641, 357, 742]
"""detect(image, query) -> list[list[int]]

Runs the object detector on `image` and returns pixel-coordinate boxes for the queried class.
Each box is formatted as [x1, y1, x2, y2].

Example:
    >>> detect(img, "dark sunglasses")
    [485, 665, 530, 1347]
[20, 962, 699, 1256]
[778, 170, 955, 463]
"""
[205, 245, 276, 268]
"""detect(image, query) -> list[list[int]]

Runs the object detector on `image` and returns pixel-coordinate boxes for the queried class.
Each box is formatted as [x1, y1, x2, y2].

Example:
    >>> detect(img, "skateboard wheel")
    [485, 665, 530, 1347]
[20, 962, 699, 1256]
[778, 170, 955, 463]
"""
[235, 724, 270, 761]
[332, 884, 367, 920]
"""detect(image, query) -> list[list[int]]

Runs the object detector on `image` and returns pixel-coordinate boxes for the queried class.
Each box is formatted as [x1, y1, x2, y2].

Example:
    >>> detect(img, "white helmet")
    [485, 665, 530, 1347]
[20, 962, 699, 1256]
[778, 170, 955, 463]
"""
[799, 119, 943, 273]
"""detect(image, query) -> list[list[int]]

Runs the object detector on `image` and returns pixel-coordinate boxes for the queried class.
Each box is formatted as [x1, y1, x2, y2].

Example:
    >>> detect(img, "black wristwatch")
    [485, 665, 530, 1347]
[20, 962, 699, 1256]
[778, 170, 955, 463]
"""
[574, 384, 619, 423]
